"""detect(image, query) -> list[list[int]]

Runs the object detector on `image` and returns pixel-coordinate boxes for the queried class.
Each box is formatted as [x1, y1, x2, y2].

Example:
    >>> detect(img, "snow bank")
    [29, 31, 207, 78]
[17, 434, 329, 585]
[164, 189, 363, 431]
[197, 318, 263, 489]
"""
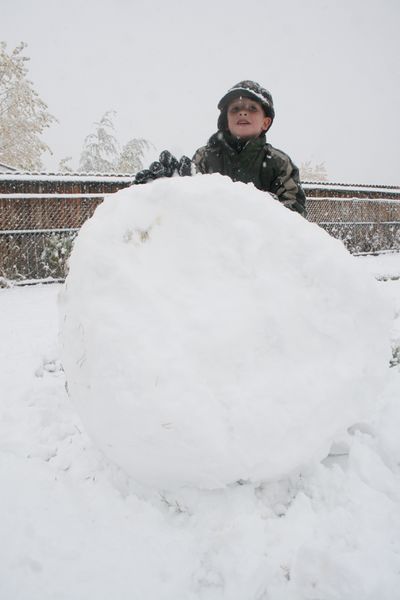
[60, 174, 391, 490]
[2, 281, 400, 599]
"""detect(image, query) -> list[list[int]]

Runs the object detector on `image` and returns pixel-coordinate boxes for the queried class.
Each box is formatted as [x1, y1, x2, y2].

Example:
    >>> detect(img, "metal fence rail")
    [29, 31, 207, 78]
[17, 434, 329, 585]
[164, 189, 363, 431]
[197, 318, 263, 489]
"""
[1, 174, 400, 282]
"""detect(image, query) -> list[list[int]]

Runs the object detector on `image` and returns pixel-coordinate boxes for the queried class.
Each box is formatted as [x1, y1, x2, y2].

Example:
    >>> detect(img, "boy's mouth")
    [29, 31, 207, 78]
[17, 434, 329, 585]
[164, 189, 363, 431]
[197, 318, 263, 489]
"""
[237, 119, 250, 125]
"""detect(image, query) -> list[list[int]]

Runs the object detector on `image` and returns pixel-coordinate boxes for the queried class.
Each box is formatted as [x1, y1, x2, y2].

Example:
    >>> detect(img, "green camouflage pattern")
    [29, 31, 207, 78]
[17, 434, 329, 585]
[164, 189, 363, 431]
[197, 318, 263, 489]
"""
[193, 132, 306, 216]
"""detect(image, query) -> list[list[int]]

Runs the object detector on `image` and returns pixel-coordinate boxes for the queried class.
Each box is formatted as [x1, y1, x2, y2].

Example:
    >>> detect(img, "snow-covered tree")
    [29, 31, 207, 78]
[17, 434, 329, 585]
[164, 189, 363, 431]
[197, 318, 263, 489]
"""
[300, 161, 328, 182]
[0, 42, 56, 170]
[79, 111, 152, 174]
[79, 111, 120, 173]
[117, 138, 151, 174]
[58, 156, 73, 173]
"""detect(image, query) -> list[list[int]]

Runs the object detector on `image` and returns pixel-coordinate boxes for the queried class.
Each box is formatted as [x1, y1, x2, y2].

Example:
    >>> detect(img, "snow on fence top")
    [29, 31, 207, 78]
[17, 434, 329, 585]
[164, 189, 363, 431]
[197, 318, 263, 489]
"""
[0, 172, 399, 190]
[0, 172, 136, 183]
[303, 181, 400, 193]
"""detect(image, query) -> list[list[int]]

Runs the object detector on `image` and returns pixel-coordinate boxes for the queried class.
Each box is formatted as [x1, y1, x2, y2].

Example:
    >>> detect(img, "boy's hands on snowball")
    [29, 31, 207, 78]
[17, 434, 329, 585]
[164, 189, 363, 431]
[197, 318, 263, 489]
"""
[177, 155, 193, 176]
[134, 150, 193, 185]
[159, 150, 179, 176]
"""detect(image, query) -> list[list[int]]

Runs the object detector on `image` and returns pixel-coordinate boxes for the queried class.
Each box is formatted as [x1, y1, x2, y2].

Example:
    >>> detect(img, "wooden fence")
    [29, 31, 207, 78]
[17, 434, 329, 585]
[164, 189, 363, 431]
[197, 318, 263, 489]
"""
[1, 173, 400, 282]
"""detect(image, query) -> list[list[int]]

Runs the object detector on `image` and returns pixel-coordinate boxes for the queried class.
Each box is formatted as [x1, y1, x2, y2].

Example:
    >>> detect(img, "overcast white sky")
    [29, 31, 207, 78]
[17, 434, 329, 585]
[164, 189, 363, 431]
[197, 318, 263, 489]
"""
[3, 0, 400, 184]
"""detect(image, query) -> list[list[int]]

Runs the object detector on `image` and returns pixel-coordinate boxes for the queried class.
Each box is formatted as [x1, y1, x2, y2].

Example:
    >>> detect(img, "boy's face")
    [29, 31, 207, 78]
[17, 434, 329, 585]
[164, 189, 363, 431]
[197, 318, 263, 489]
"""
[227, 97, 272, 139]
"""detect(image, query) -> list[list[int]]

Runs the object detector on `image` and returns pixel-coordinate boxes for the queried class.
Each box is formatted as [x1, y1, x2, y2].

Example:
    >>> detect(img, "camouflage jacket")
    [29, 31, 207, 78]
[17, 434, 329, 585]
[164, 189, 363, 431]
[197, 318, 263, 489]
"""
[193, 132, 306, 216]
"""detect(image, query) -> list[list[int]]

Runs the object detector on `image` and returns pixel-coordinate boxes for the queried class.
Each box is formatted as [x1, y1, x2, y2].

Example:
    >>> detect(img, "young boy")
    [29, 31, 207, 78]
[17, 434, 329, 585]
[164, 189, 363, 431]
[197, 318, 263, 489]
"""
[193, 80, 306, 216]
[135, 80, 306, 216]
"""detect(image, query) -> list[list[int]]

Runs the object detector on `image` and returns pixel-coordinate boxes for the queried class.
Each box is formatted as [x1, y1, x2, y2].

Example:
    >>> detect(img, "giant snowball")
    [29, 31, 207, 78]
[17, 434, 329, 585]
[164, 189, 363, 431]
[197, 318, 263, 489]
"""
[60, 174, 390, 490]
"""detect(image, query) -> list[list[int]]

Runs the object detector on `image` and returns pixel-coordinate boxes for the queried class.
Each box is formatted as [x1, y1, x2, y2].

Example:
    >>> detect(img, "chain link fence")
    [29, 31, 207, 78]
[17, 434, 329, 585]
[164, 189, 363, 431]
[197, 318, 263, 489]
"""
[0, 195, 104, 280]
[1, 174, 400, 283]
[306, 189, 400, 254]
[0, 174, 132, 282]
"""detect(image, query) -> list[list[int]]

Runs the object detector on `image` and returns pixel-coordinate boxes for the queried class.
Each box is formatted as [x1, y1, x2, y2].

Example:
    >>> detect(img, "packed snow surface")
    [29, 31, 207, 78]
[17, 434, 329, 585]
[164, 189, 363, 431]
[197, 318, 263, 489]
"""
[60, 174, 391, 490]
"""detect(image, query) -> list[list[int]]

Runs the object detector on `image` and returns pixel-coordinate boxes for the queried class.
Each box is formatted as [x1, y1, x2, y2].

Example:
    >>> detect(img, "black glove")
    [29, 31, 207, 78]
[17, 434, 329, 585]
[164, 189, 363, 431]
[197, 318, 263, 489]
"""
[135, 151, 193, 185]
[134, 168, 155, 185]
[159, 150, 179, 177]
[158, 151, 193, 177]
[135, 151, 174, 185]
[177, 155, 193, 176]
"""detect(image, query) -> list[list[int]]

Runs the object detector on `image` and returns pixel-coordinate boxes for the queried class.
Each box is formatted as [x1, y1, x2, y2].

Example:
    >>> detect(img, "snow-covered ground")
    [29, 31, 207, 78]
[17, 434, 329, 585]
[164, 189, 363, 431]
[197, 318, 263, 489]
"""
[2, 248, 400, 598]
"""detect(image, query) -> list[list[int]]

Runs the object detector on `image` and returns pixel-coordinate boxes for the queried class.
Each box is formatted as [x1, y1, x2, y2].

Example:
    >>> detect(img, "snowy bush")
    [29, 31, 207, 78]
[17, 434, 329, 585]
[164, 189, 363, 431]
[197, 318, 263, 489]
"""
[40, 232, 77, 279]
[60, 174, 391, 490]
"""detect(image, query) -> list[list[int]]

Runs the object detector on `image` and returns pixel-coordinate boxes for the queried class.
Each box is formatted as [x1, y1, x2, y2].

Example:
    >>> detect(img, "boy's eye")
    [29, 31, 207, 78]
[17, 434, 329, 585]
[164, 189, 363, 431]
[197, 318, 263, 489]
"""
[229, 103, 259, 113]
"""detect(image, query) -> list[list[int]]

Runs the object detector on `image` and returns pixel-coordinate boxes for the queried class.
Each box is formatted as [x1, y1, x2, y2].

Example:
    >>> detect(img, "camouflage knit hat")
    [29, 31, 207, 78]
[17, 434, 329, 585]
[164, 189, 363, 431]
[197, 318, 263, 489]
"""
[217, 80, 275, 132]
